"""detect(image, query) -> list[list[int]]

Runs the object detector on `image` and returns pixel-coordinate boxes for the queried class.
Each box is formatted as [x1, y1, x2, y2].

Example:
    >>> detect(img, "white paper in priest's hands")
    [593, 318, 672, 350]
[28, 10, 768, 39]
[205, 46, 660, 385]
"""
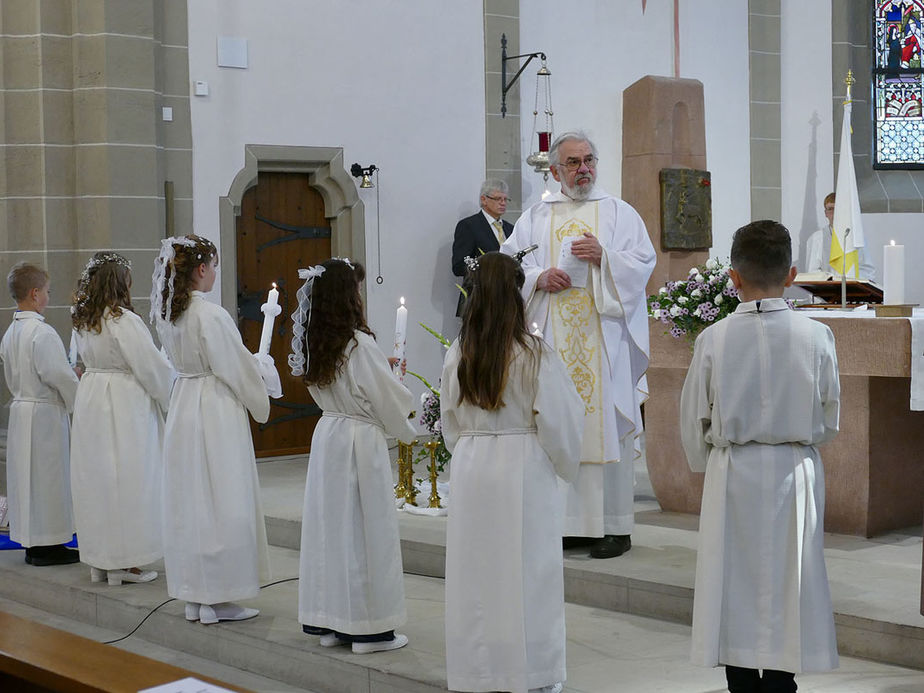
[557, 237, 588, 288]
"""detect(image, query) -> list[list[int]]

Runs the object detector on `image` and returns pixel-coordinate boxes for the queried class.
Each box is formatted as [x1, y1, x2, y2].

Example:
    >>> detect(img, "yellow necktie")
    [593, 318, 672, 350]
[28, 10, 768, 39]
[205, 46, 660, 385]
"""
[493, 220, 504, 245]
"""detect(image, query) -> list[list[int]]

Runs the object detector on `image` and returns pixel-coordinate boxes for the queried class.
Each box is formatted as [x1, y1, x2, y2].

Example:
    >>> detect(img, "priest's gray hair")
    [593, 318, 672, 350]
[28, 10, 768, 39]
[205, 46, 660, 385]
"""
[549, 131, 598, 168]
[480, 178, 509, 198]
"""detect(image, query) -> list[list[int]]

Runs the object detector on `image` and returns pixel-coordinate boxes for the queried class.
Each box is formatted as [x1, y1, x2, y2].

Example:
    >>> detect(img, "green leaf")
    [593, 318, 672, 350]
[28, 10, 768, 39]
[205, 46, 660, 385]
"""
[418, 322, 451, 349]
[407, 369, 440, 395]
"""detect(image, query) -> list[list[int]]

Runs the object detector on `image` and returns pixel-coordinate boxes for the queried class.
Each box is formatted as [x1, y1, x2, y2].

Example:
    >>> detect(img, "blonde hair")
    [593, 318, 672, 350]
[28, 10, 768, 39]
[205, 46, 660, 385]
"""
[7, 262, 48, 302]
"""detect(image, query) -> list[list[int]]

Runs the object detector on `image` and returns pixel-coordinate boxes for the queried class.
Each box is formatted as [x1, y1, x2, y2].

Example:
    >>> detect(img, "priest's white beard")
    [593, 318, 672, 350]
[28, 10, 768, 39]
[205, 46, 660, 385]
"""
[560, 174, 594, 201]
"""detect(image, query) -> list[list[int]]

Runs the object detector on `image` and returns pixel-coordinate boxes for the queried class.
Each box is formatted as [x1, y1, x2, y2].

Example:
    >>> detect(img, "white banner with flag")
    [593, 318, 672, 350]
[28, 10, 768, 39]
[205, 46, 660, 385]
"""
[830, 99, 864, 278]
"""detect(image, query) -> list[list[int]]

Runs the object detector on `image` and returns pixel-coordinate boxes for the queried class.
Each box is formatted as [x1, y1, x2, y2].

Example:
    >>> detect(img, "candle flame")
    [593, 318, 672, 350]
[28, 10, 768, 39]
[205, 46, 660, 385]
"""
[272, 282, 277, 289]
[400, 296, 405, 306]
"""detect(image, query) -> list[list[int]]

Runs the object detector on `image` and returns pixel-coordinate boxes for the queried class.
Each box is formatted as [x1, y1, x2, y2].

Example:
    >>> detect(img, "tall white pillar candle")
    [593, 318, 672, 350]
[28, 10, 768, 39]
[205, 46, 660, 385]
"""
[258, 283, 281, 355]
[393, 297, 407, 382]
[883, 240, 905, 305]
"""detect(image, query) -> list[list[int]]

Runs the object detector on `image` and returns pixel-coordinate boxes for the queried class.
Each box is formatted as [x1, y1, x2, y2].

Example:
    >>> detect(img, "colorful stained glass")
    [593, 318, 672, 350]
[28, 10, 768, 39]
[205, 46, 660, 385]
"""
[874, 1, 924, 167]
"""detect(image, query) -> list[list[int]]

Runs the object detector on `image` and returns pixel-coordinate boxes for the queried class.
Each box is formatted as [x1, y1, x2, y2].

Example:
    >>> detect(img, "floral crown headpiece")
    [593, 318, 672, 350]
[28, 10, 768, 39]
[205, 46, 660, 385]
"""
[288, 257, 355, 376]
[72, 253, 132, 315]
[149, 236, 202, 324]
[463, 244, 538, 273]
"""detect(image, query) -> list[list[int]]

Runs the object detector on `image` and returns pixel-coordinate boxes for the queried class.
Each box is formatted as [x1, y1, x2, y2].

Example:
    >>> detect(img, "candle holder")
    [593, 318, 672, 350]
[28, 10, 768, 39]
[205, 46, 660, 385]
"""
[423, 440, 442, 509]
[394, 442, 408, 501]
[402, 440, 418, 506]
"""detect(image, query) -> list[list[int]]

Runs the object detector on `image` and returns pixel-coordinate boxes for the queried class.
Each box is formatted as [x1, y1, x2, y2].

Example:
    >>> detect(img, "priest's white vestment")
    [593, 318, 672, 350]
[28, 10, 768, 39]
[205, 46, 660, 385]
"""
[1, 311, 79, 546]
[157, 292, 270, 605]
[501, 189, 655, 536]
[298, 331, 416, 635]
[71, 310, 174, 570]
[680, 299, 840, 673]
[441, 340, 582, 693]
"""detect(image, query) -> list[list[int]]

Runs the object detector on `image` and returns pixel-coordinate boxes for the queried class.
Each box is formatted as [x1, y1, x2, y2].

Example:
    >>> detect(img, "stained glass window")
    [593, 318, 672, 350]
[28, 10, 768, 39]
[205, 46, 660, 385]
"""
[874, 1, 924, 168]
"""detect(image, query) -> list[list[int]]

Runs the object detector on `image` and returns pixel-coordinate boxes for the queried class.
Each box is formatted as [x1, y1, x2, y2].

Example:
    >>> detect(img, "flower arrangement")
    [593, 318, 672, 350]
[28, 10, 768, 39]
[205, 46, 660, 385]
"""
[406, 323, 452, 473]
[648, 258, 740, 341]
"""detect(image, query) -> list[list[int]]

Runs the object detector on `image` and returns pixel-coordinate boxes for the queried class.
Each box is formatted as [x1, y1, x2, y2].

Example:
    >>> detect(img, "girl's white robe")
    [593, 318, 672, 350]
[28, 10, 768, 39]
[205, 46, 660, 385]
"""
[1, 312, 79, 546]
[70, 310, 174, 569]
[156, 292, 270, 605]
[680, 299, 840, 673]
[298, 331, 416, 635]
[441, 340, 583, 693]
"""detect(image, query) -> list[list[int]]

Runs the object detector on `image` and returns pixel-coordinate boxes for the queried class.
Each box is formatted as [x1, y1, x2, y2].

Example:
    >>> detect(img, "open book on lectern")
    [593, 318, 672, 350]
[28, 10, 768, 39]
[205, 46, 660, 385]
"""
[793, 273, 883, 304]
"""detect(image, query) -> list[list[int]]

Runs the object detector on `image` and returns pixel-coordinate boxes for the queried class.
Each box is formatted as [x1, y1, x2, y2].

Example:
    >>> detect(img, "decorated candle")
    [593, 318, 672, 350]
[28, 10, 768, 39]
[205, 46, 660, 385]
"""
[393, 297, 407, 381]
[258, 283, 281, 356]
[883, 240, 905, 305]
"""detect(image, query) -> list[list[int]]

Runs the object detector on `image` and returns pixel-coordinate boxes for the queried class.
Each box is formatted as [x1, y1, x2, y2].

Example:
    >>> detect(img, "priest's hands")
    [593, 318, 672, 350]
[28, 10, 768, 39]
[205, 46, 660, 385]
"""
[537, 268, 572, 293]
[571, 232, 602, 266]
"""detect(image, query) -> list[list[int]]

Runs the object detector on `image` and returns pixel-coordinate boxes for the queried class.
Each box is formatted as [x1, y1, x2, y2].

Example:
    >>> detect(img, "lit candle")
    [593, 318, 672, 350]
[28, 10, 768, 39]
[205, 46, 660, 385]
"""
[531, 322, 544, 339]
[258, 283, 281, 356]
[393, 297, 407, 381]
[883, 240, 905, 305]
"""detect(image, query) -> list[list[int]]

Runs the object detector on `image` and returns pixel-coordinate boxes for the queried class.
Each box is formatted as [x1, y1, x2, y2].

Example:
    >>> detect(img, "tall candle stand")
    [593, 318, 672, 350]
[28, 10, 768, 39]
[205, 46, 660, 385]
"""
[401, 440, 418, 506]
[394, 442, 409, 501]
[423, 440, 442, 509]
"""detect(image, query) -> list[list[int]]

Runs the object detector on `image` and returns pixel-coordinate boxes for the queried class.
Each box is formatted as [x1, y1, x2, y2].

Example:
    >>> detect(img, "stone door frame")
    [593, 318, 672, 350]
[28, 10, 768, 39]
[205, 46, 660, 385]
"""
[219, 144, 365, 317]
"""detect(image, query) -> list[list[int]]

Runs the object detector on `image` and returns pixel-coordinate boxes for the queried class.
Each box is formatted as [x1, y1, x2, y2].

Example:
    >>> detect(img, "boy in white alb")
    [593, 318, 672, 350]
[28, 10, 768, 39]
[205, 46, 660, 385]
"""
[680, 220, 840, 693]
[1, 262, 80, 566]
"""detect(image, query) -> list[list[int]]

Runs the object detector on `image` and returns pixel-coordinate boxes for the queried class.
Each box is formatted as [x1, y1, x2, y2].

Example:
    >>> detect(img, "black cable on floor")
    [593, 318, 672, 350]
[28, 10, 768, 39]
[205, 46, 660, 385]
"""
[100, 576, 299, 645]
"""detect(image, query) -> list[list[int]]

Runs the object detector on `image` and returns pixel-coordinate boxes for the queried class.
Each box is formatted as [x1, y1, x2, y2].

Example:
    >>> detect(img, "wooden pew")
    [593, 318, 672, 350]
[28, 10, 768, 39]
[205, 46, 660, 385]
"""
[0, 610, 251, 693]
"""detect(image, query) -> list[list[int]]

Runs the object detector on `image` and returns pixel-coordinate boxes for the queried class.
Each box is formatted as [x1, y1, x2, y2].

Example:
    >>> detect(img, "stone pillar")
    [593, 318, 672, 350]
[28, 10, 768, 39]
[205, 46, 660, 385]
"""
[0, 0, 192, 425]
[622, 76, 709, 296]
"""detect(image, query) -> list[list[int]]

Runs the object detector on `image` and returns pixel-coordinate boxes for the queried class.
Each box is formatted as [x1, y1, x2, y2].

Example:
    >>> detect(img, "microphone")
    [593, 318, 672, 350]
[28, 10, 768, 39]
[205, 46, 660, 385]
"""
[513, 243, 539, 263]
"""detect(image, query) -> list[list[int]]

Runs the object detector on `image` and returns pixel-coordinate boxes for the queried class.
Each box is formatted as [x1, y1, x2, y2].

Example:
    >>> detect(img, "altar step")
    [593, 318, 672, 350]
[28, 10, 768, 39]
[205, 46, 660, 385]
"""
[258, 457, 924, 674]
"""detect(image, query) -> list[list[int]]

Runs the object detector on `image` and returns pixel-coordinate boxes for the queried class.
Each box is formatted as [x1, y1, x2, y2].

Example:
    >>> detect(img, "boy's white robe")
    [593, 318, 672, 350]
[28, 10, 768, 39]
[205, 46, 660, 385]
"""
[501, 188, 655, 536]
[70, 310, 174, 569]
[156, 292, 270, 605]
[1, 311, 79, 546]
[680, 298, 840, 673]
[441, 340, 583, 693]
[298, 331, 416, 635]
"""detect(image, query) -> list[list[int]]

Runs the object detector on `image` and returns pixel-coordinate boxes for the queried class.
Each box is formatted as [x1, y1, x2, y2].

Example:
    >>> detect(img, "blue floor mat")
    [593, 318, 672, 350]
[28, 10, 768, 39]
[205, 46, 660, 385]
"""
[0, 533, 78, 550]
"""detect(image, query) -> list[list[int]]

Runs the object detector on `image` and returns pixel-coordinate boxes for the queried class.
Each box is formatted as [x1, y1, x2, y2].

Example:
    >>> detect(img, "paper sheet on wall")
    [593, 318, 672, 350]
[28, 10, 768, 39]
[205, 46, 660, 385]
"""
[557, 238, 588, 288]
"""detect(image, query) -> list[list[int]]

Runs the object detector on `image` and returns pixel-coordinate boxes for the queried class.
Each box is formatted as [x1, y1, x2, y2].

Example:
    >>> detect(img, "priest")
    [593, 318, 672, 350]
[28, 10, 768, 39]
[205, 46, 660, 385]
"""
[501, 131, 655, 558]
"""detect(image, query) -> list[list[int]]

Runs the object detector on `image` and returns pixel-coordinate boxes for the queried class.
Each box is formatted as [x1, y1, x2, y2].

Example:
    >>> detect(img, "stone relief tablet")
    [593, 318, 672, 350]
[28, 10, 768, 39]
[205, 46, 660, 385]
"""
[659, 168, 712, 250]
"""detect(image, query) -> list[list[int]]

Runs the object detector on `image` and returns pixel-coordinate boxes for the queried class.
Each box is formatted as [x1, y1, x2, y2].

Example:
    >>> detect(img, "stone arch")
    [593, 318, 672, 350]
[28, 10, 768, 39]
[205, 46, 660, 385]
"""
[218, 144, 365, 316]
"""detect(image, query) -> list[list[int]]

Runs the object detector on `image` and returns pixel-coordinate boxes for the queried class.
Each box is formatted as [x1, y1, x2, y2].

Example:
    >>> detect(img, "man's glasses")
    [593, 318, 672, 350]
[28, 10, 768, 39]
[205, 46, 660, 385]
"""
[484, 195, 509, 203]
[559, 155, 598, 171]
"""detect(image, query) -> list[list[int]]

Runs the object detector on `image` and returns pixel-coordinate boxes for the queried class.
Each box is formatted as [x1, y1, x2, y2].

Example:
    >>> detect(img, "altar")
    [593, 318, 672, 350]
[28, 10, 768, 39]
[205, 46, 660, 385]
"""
[645, 312, 924, 537]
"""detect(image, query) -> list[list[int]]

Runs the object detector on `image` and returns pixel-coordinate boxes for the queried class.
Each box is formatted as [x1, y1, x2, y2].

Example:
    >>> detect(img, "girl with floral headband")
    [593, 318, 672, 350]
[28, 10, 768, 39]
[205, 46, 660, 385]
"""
[440, 252, 583, 693]
[70, 252, 174, 587]
[151, 234, 279, 626]
[291, 258, 416, 654]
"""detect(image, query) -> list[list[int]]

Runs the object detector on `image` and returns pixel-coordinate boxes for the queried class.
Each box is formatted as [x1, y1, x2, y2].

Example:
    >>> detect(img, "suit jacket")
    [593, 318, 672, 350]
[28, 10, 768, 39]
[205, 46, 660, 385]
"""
[451, 212, 513, 316]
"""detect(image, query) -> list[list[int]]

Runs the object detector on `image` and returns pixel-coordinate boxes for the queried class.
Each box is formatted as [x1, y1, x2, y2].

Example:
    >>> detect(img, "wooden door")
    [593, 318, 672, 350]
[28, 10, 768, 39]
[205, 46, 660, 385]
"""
[237, 172, 331, 457]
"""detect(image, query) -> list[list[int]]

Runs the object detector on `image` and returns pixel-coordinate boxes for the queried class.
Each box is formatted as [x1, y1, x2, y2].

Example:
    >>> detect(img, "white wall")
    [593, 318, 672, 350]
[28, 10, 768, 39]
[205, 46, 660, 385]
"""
[187, 0, 486, 404]
[518, 0, 752, 258]
[781, 0, 833, 268]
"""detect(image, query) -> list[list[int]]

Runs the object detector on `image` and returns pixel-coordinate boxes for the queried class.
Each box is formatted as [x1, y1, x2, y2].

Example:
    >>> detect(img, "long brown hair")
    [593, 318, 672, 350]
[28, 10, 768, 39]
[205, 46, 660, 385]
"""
[458, 252, 538, 410]
[302, 259, 373, 387]
[159, 235, 217, 323]
[72, 253, 134, 333]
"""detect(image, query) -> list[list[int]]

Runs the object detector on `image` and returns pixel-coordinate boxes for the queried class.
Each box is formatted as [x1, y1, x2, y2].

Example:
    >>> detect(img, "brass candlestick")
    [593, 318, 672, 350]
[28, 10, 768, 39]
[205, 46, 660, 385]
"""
[402, 439, 418, 506]
[395, 442, 408, 500]
[423, 440, 442, 509]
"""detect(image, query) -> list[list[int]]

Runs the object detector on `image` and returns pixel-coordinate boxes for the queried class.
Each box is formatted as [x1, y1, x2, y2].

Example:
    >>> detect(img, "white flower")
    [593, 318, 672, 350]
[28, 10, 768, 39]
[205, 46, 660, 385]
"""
[650, 309, 660, 319]
[670, 305, 683, 316]
[675, 280, 686, 288]
[420, 392, 429, 407]
[688, 267, 698, 276]
[659, 287, 667, 295]
[705, 258, 718, 270]
[726, 278, 735, 290]
[691, 288, 703, 298]
[693, 305, 702, 317]
[695, 273, 705, 283]
[714, 295, 724, 305]
[677, 296, 688, 304]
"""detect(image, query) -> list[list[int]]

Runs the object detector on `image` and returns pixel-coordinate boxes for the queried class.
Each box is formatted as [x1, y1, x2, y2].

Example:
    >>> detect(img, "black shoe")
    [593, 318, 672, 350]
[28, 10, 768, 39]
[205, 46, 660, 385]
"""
[562, 536, 598, 550]
[26, 544, 80, 566]
[589, 534, 631, 559]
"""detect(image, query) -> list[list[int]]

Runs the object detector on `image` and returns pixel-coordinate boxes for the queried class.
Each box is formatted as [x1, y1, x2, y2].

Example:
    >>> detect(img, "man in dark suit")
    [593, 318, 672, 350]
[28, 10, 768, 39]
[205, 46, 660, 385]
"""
[451, 179, 513, 315]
